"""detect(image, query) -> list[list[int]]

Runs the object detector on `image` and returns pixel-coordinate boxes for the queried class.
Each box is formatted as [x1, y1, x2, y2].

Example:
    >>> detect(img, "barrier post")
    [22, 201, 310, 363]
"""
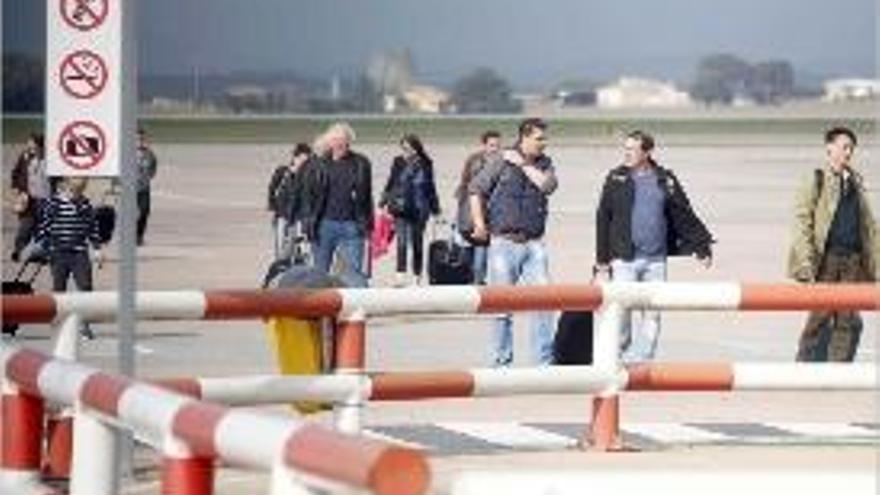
[269, 462, 316, 495]
[333, 311, 366, 434]
[69, 406, 119, 495]
[0, 381, 45, 485]
[587, 302, 625, 451]
[160, 439, 215, 495]
[43, 313, 83, 479]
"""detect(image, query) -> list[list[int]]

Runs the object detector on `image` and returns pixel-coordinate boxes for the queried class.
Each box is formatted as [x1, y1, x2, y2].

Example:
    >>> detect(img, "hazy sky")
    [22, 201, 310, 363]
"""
[4, 0, 877, 87]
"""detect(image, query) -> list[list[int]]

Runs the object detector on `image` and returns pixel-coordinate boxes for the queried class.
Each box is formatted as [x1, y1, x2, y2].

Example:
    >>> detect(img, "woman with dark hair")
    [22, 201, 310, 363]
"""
[380, 134, 440, 286]
[10, 132, 50, 262]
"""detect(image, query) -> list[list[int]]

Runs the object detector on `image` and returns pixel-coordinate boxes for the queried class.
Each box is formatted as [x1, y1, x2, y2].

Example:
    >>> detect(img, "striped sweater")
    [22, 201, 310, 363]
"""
[35, 194, 101, 253]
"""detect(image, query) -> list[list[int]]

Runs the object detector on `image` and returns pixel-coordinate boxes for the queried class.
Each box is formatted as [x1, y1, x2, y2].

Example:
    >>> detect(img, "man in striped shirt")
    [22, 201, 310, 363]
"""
[35, 178, 105, 338]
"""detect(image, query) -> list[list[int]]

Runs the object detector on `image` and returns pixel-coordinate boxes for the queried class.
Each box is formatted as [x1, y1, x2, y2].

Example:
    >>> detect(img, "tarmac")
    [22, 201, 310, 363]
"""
[2, 135, 879, 493]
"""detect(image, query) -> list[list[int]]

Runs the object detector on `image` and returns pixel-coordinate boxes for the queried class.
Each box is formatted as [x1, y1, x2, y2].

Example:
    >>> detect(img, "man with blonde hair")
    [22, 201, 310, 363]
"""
[299, 122, 374, 286]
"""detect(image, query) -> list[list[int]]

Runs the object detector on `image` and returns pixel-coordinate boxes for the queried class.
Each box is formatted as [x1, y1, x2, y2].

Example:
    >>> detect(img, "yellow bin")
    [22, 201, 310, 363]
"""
[265, 316, 331, 414]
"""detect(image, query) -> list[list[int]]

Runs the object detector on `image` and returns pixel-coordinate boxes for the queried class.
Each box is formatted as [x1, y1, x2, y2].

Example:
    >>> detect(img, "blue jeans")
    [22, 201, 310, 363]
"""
[312, 220, 368, 287]
[488, 237, 554, 366]
[472, 244, 488, 285]
[612, 257, 667, 363]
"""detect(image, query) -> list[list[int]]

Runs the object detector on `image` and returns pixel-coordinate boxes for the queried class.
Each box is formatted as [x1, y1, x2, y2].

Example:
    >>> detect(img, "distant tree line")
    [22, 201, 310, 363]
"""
[691, 54, 795, 105]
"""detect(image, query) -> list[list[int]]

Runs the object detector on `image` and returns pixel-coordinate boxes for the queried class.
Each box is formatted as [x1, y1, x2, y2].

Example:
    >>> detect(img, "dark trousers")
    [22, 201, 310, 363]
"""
[51, 251, 93, 292]
[13, 211, 37, 256]
[395, 218, 426, 276]
[137, 189, 151, 244]
[796, 252, 865, 362]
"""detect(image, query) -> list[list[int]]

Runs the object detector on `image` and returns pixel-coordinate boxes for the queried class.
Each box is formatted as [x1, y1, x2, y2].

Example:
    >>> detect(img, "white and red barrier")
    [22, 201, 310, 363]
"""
[0, 344, 429, 495]
[4, 283, 877, 324]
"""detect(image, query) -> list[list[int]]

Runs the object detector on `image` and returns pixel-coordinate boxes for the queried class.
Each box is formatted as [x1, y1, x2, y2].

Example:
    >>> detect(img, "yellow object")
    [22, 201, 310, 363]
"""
[265, 316, 331, 414]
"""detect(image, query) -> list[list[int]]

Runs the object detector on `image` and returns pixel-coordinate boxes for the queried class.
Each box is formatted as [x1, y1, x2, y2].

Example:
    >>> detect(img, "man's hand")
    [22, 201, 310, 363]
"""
[502, 149, 524, 166]
[471, 224, 489, 243]
[93, 249, 105, 269]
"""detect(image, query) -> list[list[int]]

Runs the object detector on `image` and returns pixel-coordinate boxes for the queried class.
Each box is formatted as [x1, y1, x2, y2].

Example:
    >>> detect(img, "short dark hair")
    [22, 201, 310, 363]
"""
[824, 126, 857, 146]
[518, 118, 547, 139]
[627, 130, 655, 152]
[292, 143, 312, 157]
[481, 130, 501, 144]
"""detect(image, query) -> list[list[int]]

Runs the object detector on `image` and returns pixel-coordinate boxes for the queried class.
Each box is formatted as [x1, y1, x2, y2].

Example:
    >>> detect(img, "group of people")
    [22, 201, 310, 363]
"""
[8, 129, 159, 337]
[267, 120, 877, 367]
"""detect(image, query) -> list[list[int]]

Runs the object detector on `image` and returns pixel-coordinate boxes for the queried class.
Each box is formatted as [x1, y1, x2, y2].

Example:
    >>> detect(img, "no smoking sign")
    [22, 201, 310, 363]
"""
[58, 121, 107, 170]
[60, 0, 108, 32]
[60, 50, 108, 99]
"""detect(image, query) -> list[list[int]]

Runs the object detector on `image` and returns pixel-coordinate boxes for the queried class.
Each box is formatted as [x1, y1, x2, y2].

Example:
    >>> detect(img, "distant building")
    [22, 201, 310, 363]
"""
[824, 79, 880, 101]
[402, 85, 451, 114]
[596, 77, 692, 108]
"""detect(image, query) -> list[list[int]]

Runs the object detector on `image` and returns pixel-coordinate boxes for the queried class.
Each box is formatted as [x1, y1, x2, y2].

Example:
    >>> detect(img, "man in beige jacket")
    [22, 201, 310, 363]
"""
[788, 126, 879, 361]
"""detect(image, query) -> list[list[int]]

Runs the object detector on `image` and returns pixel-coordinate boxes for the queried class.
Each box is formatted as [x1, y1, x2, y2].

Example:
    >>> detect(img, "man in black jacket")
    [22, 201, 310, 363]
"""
[299, 123, 373, 287]
[267, 143, 311, 260]
[595, 130, 713, 363]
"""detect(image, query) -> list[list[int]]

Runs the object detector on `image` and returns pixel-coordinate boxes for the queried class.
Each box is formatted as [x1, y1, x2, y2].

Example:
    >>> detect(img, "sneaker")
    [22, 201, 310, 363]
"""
[10, 251, 20, 263]
[393, 272, 408, 288]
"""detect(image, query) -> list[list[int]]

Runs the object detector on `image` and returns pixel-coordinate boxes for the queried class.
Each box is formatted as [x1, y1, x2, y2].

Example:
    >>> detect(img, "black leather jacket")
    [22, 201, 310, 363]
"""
[298, 151, 374, 239]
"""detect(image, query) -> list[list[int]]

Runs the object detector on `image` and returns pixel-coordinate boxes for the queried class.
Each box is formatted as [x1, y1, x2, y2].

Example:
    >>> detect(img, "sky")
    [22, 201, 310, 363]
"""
[4, 0, 877, 88]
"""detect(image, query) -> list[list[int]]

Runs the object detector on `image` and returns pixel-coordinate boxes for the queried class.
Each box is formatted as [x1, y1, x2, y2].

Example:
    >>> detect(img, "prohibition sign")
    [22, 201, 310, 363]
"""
[60, 0, 108, 32]
[60, 50, 108, 100]
[58, 121, 107, 170]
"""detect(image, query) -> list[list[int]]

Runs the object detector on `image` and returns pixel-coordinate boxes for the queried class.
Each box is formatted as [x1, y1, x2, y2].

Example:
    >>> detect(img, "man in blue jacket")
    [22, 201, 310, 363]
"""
[469, 118, 558, 367]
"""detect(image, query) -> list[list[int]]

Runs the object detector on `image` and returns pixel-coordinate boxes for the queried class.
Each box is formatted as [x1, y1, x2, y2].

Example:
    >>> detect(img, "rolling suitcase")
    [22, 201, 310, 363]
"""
[2, 256, 46, 337]
[552, 310, 593, 365]
[427, 220, 473, 285]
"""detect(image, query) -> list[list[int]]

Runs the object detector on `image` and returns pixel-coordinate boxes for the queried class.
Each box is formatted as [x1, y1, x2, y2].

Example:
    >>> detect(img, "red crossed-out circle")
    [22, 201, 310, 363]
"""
[60, 0, 109, 32]
[58, 121, 107, 170]
[59, 50, 108, 100]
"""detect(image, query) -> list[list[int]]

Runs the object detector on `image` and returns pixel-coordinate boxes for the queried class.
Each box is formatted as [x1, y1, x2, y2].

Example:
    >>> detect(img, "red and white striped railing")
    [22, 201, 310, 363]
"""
[4, 283, 877, 324]
[0, 344, 429, 495]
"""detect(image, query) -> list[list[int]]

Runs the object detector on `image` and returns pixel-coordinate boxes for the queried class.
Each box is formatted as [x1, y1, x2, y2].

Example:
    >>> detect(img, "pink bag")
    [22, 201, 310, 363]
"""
[370, 210, 395, 260]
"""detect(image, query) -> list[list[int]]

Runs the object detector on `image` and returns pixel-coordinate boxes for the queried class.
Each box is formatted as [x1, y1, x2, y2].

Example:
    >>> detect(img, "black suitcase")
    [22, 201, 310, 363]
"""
[95, 205, 116, 244]
[428, 239, 473, 285]
[2, 258, 45, 337]
[552, 311, 593, 365]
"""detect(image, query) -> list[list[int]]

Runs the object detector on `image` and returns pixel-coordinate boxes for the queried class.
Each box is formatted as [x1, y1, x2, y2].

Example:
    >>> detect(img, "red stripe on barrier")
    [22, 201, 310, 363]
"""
[1, 294, 57, 323]
[154, 379, 203, 399]
[370, 372, 475, 400]
[161, 456, 215, 495]
[172, 403, 226, 459]
[285, 424, 429, 495]
[80, 373, 131, 417]
[477, 284, 603, 313]
[335, 319, 365, 370]
[740, 283, 880, 311]
[626, 363, 734, 391]
[1, 393, 45, 469]
[6, 348, 51, 395]
[204, 289, 343, 319]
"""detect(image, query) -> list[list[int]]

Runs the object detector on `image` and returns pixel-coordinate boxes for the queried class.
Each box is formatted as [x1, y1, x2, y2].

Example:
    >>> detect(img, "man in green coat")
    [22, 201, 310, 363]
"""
[788, 127, 879, 361]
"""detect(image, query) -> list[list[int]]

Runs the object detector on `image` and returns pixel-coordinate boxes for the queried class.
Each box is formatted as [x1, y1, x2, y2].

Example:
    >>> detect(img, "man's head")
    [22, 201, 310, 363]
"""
[324, 122, 355, 159]
[623, 130, 655, 168]
[824, 126, 857, 170]
[480, 130, 502, 156]
[26, 132, 44, 154]
[516, 118, 548, 159]
[291, 143, 312, 168]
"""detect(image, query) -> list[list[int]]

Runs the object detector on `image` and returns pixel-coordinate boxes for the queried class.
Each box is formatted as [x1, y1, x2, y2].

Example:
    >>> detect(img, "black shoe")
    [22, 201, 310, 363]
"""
[11, 251, 20, 262]
[79, 325, 96, 341]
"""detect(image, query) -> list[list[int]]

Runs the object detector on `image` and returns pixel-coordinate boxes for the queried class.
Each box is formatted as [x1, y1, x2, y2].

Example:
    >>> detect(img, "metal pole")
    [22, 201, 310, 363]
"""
[117, 0, 139, 482]
[333, 313, 366, 434]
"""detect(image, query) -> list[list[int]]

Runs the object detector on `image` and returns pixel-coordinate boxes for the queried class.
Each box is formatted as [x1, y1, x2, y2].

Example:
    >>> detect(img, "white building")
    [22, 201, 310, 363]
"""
[596, 77, 692, 108]
[824, 79, 880, 101]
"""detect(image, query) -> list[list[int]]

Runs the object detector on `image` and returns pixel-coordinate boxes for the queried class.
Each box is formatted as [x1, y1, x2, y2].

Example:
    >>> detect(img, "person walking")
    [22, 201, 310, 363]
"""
[135, 128, 158, 246]
[380, 134, 441, 286]
[299, 122, 374, 287]
[469, 118, 558, 367]
[455, 130, 501, 285]
[788, 126, 879, 362]
[9, 133, 51, 262]
[267, 143, 312, 259]
[595, 130, 714, 363]
[34, 177, 105, 339]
